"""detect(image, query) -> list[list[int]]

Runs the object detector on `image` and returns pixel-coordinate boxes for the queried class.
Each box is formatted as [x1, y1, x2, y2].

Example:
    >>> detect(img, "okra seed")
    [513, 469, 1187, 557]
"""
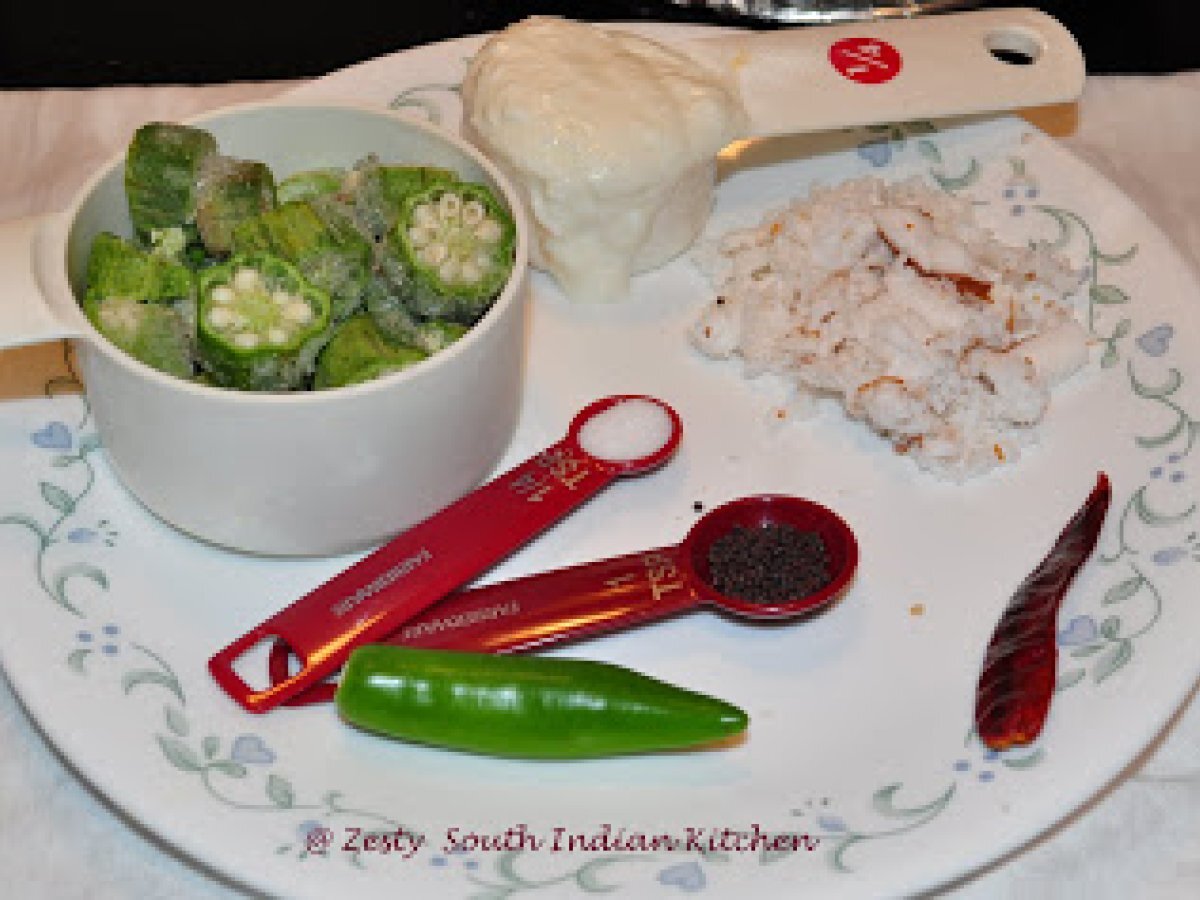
[474, 250, 493, 272]
[421, 244, 449, 267]
[439, 259, 460, 282]
[228, 312, 248, 330]
[232, 332, 260, 350]
[210, 285, 236, 306]
[459, 261, 482, 283]
[270, 289, 292, 308]
[282, 302, 313, 325]
[266, 328, 289, 346]
[462, 200, 486, 226]
[476, 219, 503, 244]
[232, 268, 261, 293]
[412, 203, 436, 228]
[438, 192, 463, 220]
[206, 306, 235, 328]
[407, 226, 432, 248]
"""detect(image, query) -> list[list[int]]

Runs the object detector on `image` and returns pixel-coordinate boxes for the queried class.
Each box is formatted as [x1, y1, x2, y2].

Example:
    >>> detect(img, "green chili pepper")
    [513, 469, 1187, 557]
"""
[335, 645, 749, 759]
[389, 181, 516, 324]
[196, 252, 331, 391]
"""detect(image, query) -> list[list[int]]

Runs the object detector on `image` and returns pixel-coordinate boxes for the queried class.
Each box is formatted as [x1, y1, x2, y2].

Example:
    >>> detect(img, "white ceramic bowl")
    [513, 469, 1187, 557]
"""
[2, 101, 529, 556]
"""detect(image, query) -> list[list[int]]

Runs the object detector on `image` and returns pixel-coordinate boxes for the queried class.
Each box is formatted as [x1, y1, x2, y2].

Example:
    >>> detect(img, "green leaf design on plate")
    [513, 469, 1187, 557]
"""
[1100, 615, 1121, 640]
[77, 433, 102, 454]
[67, 647, 91, 674]
[930, 158, 980, 193]
[157, 735, 203, 772]
[202, 735, 220, 759]
[51, 562, 108, 615]
[1091, 284, 1129, 306]
[209, 760, 248, 779]
[122, 669, 185, 704]
[267, 773, 296, 808]
[1104, 576, 1143, 605]
[916, 139, 942, 163]
[1000, 748, 1045, 769]
[165, 705, 189, 737]
[1056, 668, 1086, 690]
[1094, 639, 1133, 683]
[39, 481, 75, 515]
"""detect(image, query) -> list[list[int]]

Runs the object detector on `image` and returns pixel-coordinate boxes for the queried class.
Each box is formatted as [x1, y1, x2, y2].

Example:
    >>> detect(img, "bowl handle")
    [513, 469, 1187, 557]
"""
[0, 214, 82, 351]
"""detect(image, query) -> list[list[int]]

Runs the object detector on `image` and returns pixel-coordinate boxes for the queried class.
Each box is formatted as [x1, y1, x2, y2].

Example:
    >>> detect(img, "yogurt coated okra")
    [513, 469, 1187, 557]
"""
[81, 120, 517, 392]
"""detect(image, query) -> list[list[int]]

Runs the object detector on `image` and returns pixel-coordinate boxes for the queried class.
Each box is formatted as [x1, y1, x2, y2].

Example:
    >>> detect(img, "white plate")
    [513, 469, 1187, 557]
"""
[3, 23, 1199, 900]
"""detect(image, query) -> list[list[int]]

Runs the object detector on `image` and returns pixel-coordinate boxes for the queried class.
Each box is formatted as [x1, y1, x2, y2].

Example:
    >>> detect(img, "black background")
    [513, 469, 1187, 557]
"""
[1, 2, 1196, 87]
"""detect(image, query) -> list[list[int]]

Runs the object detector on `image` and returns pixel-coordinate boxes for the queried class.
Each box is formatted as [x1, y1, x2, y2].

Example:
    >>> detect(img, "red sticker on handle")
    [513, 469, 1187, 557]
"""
[829, 37, 903, 85]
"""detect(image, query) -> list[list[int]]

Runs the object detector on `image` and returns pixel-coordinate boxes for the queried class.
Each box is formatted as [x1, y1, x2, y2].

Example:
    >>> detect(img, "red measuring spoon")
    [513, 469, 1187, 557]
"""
[270, 494, 858, 705]
[209, 395, 682, 713]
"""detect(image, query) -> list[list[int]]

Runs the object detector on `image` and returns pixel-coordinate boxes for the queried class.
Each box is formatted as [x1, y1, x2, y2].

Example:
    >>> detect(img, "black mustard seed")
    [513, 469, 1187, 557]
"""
[707, 523, 831, 603]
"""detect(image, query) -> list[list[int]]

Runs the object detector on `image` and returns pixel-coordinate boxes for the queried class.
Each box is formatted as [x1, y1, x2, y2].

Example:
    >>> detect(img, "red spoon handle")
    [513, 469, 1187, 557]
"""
[272, 546, 701, 706]
[210, 436, 619, 713]
[395, 545, 700, 653]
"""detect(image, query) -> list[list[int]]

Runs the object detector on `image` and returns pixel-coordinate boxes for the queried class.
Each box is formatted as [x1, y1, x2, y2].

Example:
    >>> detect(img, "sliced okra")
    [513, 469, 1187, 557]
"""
[390, 181, 516, 323]
[232, 200, 370, 321]
[124, 122, 218, 242]
[195, 156, 277, 255]
[85, 231, 195, 309]
[314, 313, 427, 390]
[196, 253, 331, 391]
[277, 167, 346, 205]
[84, 296, 194, 379]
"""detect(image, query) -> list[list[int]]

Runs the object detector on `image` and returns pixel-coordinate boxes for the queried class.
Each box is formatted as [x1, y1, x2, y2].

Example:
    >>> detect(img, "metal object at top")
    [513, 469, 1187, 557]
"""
[666, 0, 979, 25]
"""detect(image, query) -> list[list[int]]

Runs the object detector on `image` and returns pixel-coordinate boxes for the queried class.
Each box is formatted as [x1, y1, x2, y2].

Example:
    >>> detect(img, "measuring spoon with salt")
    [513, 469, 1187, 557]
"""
[270, 494, 858, 706]
[208, 394, 682, 713]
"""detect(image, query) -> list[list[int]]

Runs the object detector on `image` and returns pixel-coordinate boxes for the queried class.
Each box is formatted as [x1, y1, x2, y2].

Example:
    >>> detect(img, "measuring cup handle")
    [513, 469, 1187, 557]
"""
[387, 545, 700, 654]
[0, 214, 83, 352]
[686, 8, 1085, 140]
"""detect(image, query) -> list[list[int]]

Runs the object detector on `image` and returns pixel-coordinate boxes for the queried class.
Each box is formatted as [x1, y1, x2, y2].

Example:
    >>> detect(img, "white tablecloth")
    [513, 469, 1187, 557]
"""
[2, 70, 1199, 899]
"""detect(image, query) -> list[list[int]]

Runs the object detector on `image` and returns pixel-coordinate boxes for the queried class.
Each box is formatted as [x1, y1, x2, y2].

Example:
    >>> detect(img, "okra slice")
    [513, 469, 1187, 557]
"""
[348, 158, 458, 241]
[196, 253, 331, 391]
[195, 156, 277, 255]
[124, 122, 218, 242]
[277, 167, 346, 205]
[390, 182, 516, 323]
[314, 313, 427, 390]
[84, 296, 194, 379]
[85, 232, 195, 309]
[231, 200, 371, 321]
[416, 319, 468, 354]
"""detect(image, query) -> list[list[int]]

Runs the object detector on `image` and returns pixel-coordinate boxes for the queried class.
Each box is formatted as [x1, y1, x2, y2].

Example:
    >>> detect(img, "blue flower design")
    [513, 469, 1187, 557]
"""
[1152, 547, 1188, 566]
[857, 138, 893, 167]
[817, 814, 847, 833]
[31, 421, 72, 450]
[658, 861, 706, 892]
[1136, 324, 1174, 357]
[1057, 615, 1099, 647]
[230, 734, 276, 765]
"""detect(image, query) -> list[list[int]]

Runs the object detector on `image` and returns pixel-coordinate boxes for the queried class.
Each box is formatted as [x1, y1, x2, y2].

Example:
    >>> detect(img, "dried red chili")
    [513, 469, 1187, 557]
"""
[973, 472, 1112, 751]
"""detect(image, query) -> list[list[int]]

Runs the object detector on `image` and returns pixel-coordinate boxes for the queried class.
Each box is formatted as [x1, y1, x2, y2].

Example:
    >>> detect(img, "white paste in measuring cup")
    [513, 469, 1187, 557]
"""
[576, 398, 676, 462]
[460, 16, 747, 303]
